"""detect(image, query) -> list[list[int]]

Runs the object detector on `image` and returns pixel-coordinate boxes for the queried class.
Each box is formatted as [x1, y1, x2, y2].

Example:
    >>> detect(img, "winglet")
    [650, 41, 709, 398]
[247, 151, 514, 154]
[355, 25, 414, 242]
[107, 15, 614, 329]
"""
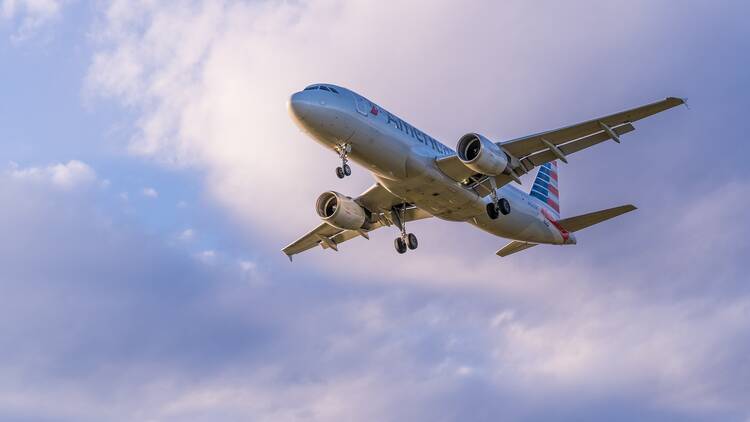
[666, 96, 688, 109]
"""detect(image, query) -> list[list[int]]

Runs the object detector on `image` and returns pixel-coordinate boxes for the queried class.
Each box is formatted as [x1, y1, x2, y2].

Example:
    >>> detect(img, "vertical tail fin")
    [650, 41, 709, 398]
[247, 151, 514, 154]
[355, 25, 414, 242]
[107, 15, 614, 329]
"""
[530, 161, 560, 219]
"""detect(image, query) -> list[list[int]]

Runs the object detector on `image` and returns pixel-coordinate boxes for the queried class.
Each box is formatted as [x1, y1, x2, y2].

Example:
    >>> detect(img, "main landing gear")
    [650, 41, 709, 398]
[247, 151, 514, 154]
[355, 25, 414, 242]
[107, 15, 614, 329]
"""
[335, 143, 352, 179]
[391, 205, 418, 254]
[485, 177, 511, 219]
[486, 198, 511, 219]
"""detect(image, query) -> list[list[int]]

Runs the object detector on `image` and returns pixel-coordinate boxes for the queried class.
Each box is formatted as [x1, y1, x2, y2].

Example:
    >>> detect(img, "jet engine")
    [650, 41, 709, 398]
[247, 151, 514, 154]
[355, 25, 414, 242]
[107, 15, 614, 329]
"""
[316, 191, 368, 230]
[456, 133, 509, 176]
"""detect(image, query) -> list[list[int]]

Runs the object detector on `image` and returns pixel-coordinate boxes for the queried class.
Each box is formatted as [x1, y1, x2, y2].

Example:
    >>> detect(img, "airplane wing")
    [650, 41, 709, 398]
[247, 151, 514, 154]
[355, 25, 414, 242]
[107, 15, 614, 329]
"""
[557, 204, 637, 232]
[496, 241, 537, 257]
[436, 97, 685, 196]
[282, 184, 432, 260]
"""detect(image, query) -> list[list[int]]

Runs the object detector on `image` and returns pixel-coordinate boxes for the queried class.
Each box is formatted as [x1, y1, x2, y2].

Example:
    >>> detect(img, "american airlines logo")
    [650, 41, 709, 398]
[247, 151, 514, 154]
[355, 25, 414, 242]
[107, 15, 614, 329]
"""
[370, 105, 379, 116]
[384, 110, 452, 155]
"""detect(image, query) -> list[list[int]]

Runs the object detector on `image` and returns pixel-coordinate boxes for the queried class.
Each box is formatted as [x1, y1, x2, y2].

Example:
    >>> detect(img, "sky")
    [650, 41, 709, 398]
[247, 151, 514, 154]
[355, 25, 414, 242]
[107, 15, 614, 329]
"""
[1, 0, 749, 421]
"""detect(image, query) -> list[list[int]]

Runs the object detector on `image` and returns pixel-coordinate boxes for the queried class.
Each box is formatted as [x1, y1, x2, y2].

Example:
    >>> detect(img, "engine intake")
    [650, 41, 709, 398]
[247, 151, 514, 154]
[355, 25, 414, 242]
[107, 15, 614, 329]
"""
[316, 191, 367, 230]
[456, 133, 509, 176]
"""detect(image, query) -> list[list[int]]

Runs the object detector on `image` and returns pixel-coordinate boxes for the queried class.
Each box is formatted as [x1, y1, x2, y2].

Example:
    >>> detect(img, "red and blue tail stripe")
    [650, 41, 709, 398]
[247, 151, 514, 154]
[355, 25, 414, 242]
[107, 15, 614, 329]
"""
[530, 161, 560, 218]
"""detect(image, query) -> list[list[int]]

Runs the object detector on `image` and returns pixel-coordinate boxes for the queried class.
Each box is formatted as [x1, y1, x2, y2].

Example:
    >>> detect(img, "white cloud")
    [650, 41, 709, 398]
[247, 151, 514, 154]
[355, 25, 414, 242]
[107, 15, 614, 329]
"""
[142, 187, 158, 198]
[195, 249, 215, 263]
[7, 160, 97, 190]
[238, 259, 254, 272]
[92, 0, 611, 233]
[177, 228, 194, 241]
[1, 0, 65, 40]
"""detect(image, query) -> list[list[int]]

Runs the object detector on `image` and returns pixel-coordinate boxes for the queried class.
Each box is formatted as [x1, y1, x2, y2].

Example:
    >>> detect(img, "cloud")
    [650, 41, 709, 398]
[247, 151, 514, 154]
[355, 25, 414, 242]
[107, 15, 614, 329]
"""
[89, 0, 541, 232]
[142, 186, 158, 198]
[0, 156, 748, 421]
[84, 0, 747, 244]
[6, 160, 98, 190]
[1, 0, 65, 40]
[0, 170, 490, 420]
[177, 228, 195, 241]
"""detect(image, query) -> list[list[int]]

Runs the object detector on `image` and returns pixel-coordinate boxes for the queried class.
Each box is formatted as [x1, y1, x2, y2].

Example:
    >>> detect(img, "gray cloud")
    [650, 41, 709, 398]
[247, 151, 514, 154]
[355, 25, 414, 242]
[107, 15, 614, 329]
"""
[0, 166, 749, 421]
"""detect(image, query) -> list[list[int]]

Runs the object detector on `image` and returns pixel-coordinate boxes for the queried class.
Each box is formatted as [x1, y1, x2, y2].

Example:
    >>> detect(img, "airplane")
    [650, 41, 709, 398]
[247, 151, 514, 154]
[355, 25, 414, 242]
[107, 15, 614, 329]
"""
[282, 83, 684, 260]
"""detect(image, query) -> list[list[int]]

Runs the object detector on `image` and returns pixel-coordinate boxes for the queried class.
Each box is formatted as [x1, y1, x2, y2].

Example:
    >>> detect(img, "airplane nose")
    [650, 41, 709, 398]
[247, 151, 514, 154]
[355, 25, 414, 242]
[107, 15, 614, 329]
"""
[288, 92, 313, 123]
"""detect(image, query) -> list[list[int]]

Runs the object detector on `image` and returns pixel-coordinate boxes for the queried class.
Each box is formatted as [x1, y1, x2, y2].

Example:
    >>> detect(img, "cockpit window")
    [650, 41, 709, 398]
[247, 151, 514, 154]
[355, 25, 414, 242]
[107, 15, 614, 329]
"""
[303, 85, 339, 94]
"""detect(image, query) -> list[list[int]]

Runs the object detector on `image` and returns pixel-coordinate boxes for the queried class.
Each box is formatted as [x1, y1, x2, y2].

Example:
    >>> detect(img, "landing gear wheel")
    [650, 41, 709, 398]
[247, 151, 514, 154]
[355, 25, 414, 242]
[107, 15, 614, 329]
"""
[486, 202, 499, 220]
[394, 237, 407, 254]
[335, 143, 352, 180]
[498, 198, 511, 215]
[407, 233, 418, 250]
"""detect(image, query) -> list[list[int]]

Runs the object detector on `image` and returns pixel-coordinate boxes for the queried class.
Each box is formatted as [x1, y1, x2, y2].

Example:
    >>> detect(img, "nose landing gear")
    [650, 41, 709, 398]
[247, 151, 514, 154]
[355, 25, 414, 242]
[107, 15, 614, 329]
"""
[335, 143, 352, 179]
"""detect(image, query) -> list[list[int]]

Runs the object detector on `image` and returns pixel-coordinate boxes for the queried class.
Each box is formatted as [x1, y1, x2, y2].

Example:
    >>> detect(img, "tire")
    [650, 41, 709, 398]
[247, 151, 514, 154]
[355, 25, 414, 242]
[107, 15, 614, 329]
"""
[486, 202, 499, 220]
[498, 198, 511, 215]
[336, 167, 345, 179]
[394, 237, 407, 254]
[407, 233, 418, 250]
[343, 164, 352, 176]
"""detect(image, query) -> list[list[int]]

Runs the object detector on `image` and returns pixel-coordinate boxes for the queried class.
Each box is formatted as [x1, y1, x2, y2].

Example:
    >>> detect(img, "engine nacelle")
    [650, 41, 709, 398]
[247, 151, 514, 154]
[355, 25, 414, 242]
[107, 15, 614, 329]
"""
[456, 133, 509, 176]
[316, 191, 367, 230]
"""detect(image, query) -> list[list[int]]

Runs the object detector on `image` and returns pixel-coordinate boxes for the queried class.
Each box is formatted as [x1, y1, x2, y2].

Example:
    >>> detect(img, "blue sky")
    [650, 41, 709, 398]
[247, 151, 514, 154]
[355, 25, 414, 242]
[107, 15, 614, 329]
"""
[1, 1, 749, 421]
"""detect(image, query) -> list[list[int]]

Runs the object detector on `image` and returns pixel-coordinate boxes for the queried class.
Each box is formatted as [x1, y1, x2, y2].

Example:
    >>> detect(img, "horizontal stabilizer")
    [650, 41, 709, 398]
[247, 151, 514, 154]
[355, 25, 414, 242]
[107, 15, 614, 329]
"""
[558, 204, 637, 232]
[496, 241, 537, 257]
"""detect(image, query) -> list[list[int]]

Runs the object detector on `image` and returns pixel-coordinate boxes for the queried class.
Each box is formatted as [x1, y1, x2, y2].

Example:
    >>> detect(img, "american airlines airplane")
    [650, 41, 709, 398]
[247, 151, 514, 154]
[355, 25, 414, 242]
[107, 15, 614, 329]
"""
[283, 84, 684, 260]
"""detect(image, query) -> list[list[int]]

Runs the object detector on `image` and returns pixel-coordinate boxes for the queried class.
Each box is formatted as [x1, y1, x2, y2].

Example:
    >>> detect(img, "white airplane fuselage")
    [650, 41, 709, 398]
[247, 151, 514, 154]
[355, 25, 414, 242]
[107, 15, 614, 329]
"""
[288, 84, 575, 246]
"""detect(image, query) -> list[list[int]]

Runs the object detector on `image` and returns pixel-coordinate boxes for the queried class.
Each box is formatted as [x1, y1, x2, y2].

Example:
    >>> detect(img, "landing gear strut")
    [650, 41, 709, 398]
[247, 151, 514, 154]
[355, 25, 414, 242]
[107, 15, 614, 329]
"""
[335, 143, 352, 179]
[485, 177, 511, 219]
[391, 205, 418, 254]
